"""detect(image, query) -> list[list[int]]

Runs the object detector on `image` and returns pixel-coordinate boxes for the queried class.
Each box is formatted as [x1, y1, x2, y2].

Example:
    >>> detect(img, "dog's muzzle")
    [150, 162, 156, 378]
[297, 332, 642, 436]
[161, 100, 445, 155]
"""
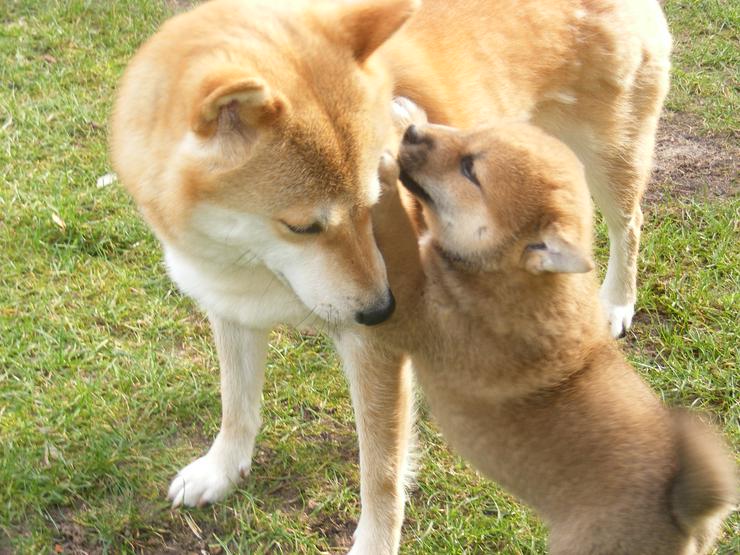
[355, 288, 396, 326]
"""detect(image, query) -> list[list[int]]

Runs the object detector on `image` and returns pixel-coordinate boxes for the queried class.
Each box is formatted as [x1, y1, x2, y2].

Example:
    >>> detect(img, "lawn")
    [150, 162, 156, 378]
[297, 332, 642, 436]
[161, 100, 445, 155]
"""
[0, 0, 737, 553]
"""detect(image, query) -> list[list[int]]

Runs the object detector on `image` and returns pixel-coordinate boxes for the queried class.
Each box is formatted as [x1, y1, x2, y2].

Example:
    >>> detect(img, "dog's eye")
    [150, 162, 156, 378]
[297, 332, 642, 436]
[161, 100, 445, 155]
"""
[282, 221, 323, 234]
[460, 155, 480, 187]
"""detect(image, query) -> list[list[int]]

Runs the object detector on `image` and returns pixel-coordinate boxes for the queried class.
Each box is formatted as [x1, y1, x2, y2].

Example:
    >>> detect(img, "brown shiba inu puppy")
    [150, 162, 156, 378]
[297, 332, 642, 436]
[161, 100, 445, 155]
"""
[111, 0, 671, 551]
[381, 107, 737, 554]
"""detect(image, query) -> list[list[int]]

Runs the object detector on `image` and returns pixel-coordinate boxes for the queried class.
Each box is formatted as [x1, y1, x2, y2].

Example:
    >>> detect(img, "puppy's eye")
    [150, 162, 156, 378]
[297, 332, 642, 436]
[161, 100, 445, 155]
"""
[282, 221, 323, 234]
[460, 155, 480, 187]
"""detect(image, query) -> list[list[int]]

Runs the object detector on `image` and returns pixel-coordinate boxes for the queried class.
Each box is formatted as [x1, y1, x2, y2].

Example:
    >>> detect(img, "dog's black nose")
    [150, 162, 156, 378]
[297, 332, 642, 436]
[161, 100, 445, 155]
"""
[402, 125, 423, 145]
[355, 289, 396, 326]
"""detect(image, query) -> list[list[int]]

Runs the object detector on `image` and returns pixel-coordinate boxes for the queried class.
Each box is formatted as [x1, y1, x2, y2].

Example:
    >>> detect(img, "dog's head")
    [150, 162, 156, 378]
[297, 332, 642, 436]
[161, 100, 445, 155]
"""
[111, 0, 421, 326]
[396, 113, 594, 275]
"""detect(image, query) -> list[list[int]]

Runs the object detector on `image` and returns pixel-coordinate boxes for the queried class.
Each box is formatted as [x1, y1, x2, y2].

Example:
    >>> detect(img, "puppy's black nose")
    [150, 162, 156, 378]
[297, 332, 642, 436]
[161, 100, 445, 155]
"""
[355, 289, 396, 326]
[402, 125, 423, 145]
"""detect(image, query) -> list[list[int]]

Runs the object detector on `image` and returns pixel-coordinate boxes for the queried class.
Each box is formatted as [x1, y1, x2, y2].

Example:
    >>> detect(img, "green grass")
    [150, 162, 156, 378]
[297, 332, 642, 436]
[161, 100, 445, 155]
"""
[1, 0, 737, 553]
[664, 0, 739, 132]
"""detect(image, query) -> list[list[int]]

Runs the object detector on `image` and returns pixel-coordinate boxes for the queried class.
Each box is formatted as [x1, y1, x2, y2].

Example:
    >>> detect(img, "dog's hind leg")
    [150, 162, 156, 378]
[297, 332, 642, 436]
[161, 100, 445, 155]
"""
[541, 47, 670, 337]
[589, 57, 670, 338]
[335, 333, 414, 555]
[168, 316, 268, 507]
[582, 129, 653, 339]
[535, 4, 671, 337]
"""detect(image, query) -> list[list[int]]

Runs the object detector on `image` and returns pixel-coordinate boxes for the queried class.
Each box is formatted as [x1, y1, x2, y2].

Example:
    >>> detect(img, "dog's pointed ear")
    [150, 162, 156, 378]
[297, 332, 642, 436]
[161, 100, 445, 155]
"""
[521, 227, 594, 275]
[332, 0, 420, 63]
[190, 67, 288, 137]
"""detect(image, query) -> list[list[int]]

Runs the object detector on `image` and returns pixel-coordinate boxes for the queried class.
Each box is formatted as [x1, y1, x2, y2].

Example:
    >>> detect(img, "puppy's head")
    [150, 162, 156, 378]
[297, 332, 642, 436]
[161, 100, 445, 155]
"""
[396, 116, 594, 275]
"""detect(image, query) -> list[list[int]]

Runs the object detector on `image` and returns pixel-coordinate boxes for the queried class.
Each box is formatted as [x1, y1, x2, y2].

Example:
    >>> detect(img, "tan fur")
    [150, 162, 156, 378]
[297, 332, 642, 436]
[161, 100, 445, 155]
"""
[377, 119, 737, 554]
[111, 3, 422, 551]
[381, 0, 672, 336]
[111, 1, 676, 552]
[112, 0, 672, 331]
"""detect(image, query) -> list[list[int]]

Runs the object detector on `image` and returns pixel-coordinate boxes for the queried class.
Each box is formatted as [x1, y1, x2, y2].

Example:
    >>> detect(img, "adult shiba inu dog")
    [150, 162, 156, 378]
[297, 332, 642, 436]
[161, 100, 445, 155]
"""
[111, 0, 671, 551]
[379, 106, 737, 554]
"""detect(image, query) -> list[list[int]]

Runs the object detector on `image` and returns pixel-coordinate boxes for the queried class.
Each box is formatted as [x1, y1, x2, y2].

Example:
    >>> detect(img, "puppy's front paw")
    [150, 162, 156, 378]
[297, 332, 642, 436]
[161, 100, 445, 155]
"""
[378, 151, 400, 191]
[391, 96, 427, 133]
[168, 451, 248, 508]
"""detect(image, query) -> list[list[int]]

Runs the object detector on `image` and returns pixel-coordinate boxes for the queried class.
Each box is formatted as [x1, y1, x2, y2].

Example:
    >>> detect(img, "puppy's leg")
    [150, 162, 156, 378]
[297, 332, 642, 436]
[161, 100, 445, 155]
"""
[335, 333, 414, 555]
[168, 316, 268, 507]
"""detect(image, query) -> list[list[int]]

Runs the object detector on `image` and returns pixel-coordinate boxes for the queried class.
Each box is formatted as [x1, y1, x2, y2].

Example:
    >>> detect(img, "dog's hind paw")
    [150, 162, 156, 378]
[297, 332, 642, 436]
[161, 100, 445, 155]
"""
[601, 298, 635, 338]
[168, 452, 249, 508]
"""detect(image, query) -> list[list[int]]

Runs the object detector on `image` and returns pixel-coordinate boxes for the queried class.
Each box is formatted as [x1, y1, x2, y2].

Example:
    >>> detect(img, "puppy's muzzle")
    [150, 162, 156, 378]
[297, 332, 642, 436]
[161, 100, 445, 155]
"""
[355, 288, 396, 326]
[403, 124, 422, 144]
[399, 124, 433, 172]
[402, 125, 433, 147]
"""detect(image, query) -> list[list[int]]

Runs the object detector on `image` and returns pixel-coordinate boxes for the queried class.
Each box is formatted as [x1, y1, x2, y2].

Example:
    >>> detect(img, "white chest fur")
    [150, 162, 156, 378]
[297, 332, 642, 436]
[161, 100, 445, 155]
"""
[164, 244, 320, 330]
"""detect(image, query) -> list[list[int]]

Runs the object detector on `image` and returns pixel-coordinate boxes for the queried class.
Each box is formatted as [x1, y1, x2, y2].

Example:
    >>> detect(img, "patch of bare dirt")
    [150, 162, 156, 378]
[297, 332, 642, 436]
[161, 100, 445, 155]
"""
[148, 511, 231, 555]
[0, 529, 13, 555]
[46, 504, 231, 555]
[648, 111, 738, 204]
[624, 309, 670, 360]
[309, 513, 356, 554]
[47, 508, 103, 555]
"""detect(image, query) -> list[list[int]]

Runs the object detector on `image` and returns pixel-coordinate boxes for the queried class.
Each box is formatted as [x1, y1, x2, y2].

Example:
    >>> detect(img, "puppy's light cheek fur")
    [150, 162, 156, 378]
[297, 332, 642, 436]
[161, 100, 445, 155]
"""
[429, 192, 492, 256]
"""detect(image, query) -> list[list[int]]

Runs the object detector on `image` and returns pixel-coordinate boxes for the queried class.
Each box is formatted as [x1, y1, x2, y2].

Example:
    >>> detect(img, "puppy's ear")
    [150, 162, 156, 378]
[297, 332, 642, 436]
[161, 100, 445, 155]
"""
[191, 67, 288, 137]
[521, 228, 593, 275]
[331, 0, 420, 63]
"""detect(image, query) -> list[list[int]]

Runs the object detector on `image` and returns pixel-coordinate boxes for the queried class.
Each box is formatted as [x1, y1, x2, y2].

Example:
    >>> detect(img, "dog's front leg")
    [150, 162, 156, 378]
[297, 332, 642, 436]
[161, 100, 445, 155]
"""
[168, 315, 268, 507]
[335, 332, 414, 555]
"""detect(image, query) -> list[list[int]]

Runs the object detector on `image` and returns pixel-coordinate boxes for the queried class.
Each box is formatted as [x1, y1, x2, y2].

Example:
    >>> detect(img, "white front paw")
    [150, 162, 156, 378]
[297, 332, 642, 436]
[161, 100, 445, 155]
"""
[348, 518, 397, 555]
[168, 450, 249, 508]
[347, 534, 380, 555]
[348, 536, 394, 555]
